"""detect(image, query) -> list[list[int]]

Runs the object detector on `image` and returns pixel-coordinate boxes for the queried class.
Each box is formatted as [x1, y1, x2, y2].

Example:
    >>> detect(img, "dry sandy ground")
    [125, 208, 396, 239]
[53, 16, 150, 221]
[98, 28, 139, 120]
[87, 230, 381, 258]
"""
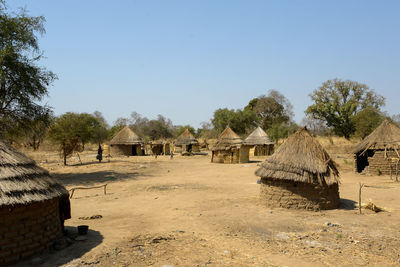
[15, 150, 400, 267]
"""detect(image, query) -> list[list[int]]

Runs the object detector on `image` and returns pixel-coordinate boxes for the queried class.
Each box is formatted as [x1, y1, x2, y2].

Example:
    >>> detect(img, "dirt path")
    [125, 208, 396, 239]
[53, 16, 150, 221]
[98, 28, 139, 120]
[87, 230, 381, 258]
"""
[16, 152, 400, 266]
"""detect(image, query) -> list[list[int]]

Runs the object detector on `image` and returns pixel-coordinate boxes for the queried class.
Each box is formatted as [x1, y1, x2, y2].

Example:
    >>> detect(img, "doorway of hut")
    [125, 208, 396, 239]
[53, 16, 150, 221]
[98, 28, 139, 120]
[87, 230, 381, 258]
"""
[356, 150, 373, 173]
[188, 144, 193, 152]
[131, 145, 138, 156]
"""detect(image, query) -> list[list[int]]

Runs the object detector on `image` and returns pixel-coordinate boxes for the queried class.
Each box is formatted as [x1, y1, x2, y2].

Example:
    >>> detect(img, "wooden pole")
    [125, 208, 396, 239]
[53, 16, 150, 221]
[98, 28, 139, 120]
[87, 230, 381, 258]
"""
[359, 183, 364, 214]
[76, 153, 82, 165]
[396, 161, 399, 182]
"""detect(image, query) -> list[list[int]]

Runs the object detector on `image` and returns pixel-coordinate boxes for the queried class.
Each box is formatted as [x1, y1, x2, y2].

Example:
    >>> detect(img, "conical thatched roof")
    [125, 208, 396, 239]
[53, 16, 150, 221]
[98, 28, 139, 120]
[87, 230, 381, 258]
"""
[175, 128, 199, 146]
[255, 127, 339, 185]
[110, 126, 143, 145]
[212, 127, 243, 150]
[353, 119, 400, 154]
[0, 141, 68, 207]
[243, 126, 274, 145]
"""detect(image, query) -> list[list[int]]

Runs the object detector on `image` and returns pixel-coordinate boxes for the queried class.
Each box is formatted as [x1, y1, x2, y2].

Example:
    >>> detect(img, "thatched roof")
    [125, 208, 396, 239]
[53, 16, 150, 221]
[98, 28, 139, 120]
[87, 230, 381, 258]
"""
[175, 128, 199, 146]
[243, 126, 274, 145]
[212, 127, 243, 151]
[110, 126, 143, 145]
[353, 119, 400, 154]
[0, 141, 68, 207]
[255, 127, 339, 185]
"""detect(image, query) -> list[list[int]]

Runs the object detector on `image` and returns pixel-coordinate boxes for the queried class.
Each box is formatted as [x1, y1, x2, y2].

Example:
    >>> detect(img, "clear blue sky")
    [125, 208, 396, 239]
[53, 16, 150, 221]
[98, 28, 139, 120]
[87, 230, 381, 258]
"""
[7, 0, 400, 127]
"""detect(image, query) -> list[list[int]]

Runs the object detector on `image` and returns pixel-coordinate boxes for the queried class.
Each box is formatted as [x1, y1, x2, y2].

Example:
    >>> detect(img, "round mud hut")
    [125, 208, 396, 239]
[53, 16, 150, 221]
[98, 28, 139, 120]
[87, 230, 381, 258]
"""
[0, 141, 69, 265]
[211, 127, 251, 164]
[243, 126, 275, 156]
[353, 119, 400, 175]
[150, 140, 171, 155]
[174, 128, 200, 154]
[255, 128, 340, 210]
[109, 126, 145, 156]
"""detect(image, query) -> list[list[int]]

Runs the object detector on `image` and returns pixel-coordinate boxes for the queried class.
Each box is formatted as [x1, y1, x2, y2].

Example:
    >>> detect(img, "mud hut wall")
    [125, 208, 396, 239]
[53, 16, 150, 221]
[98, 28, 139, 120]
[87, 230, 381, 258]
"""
[163, 144, 171, 155]
[239, 146, 250, 163]
[174, 145, 182, 153]
[366, 149, 399, 175]
[212, 149, 240, 163]
[151, 145, 163, 155]
[110, 145, 143, 156]
[0, 198, 61, 265]
[260, 178, 339, 210]
[192, 144, 200, 153]
[110, 144, 131, 156]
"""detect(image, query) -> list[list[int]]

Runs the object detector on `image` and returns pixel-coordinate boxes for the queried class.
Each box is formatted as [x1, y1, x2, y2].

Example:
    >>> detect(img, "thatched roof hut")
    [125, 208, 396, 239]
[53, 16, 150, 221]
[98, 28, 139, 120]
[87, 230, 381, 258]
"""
[244, 127, 274, 156]
[175, 128, 199, 146]
[174, 129, 200, 154]
[354, 119, 400, 154]
[211, 127, 250, 163]
[149, 140, 171, 155]
[353, 119, 400, 175]
[212, 127, 243, 151]
[244, 126, 274, 146]
[255, 128, 340, 210]
[110, 126, 143, 145]
[109, 126, 144, 156]
[0, 141, 68, 265]
[0, 141, 67, 206]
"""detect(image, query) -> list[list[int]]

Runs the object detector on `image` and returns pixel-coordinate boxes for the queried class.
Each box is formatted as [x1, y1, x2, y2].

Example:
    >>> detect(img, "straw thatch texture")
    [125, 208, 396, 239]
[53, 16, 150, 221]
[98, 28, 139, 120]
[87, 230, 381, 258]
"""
[175, 129, 199, 146]
[0, 141, 68, 207]
[255, 128, 339, 185]
[110, 126, 143, 145]
[212, 127, 243, 151]
[243, 127, 274, 145]
[353, 119, 400, 155]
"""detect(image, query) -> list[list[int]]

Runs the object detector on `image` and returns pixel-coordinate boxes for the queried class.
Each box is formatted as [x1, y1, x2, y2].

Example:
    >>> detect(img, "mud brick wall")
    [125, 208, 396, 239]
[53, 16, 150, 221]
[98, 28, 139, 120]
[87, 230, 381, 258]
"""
[239, 146, 250, 163]
[0, 198, 61, 266]
[367, 150, 398, 175]
[212, 149, 242, 163]
[260, 178, 340, 210]
[254, 144, 274, 156]
[110, 144, 143, 156]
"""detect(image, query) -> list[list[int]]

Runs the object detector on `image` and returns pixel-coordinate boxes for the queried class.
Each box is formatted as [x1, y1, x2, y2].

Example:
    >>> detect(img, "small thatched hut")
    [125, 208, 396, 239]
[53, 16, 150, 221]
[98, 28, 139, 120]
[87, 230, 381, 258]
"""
[0, 141, 69, 265]
[353, 119, 400, 175]
[211, 127, 251, 163]
[255, 128, 340, 210]
[150, 140, 171, 155]
[109, 126, 144, 156]
[174, 128, 200, 154]
[244, 126, 274, 156]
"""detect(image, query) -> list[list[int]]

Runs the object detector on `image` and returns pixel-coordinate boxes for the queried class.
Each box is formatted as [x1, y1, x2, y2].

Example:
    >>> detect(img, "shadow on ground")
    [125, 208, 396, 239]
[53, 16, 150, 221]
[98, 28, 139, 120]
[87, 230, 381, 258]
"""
[339, 198, 357, 210]
[12, 227, 103, 267]
[54, 170, 152, 187]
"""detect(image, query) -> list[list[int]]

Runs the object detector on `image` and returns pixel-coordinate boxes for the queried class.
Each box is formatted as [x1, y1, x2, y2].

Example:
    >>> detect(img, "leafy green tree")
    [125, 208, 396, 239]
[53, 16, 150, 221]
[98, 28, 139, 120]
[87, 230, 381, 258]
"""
[352, 107, 386, 139]
[245, 90, 293, 130]
[143, 119, 173, 140]
[0, 2, 56, 136]
[16, 106, 53, 150]
[211, 108, 258, 135]
[306, 79, 385, 139]
[48, 113, 84, 165]
[197, 121, 218, 139]
[267, 122, 298, 142]
[173, 125, 196, 138]
[48, 112, 107, 165]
